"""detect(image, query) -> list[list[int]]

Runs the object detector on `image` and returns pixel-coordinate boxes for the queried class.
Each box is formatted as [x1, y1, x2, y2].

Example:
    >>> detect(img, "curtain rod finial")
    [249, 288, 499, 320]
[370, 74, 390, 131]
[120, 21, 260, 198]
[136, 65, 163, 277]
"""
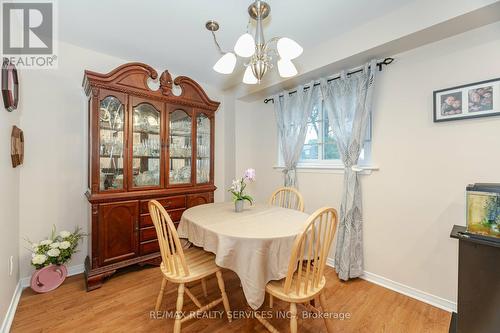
[377, 57, 394, 71]
[383, 57, 394, 65]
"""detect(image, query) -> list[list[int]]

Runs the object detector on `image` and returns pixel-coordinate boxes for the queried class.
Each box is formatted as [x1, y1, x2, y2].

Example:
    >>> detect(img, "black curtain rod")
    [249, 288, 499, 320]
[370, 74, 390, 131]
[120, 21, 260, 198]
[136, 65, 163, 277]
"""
[263, 57, 394, 104]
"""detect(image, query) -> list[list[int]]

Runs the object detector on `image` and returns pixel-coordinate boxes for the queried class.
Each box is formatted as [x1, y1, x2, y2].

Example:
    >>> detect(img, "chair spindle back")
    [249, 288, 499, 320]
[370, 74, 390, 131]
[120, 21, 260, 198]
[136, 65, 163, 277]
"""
[269, 187, 305, 212]
[284, 207, 338, 296]
[148, 200, 189, 277]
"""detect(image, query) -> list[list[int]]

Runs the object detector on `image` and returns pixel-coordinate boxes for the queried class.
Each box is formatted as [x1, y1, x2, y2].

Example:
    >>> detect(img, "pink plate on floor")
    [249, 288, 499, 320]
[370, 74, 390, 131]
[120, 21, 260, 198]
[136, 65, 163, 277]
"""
[30, 264, 67, 293]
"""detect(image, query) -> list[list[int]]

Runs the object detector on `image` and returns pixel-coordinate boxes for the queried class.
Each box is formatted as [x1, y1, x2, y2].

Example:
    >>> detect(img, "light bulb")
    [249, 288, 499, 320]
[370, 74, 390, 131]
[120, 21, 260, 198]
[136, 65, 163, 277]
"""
[243, 66, 258, 84]
[213, 53, 236, 74]
[277, 58, 298, 78]
[277, 37, 303, 60]
[234, 33, 255, 58]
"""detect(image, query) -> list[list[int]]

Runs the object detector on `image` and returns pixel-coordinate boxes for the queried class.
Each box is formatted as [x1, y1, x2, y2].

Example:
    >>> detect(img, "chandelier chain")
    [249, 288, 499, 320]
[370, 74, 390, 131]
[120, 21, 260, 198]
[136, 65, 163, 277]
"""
[246, 18, 251, 34]
[211, 31, 224, 55]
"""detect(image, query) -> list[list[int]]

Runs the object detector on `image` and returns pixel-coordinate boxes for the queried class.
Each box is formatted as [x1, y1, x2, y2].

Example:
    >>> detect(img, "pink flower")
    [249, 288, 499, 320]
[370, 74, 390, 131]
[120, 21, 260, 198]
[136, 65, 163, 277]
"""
[244, 168, 256, 181]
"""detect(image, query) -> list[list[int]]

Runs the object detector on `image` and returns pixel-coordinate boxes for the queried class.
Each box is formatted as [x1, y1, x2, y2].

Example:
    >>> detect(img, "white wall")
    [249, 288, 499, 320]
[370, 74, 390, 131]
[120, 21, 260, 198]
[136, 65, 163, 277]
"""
[0, 71, 21, 328]
[234, 22, 500, 305]
[17, 41, 227, 278]
[223, 92, 236, 201]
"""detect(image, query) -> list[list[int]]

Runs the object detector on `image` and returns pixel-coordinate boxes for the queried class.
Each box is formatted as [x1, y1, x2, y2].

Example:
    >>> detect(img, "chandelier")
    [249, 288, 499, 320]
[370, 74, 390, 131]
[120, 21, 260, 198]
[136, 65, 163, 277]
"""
[206, 0, 303, 84]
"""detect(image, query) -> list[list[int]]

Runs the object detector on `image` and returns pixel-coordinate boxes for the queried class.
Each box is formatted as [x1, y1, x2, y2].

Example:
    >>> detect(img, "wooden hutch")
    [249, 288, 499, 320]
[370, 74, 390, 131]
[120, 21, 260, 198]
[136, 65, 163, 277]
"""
[83, 63, 218, 290]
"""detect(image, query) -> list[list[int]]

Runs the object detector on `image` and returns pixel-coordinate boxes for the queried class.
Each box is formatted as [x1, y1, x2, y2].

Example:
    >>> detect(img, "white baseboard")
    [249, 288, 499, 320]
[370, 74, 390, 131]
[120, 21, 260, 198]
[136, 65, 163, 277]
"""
[325, 259, 456, 313]
[2, 264, 85, 333]
[0, 282, 23, 333]
[67, 263, 85, 277]
[326, 257, 335, 268]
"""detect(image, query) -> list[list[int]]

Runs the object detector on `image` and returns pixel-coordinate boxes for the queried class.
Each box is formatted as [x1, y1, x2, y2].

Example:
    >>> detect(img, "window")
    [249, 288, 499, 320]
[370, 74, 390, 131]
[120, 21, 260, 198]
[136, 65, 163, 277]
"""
[300, 102, 340, 162]
[278, 100, 372, 168]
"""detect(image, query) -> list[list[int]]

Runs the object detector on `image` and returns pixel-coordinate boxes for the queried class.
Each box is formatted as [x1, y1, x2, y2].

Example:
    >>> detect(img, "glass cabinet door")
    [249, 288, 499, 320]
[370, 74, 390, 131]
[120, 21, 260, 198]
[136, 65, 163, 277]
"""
[196, 113, 211, 184]
[132, 103, 161, 188]
[169, 109, 192, 185]
[99, 96, 125, 191]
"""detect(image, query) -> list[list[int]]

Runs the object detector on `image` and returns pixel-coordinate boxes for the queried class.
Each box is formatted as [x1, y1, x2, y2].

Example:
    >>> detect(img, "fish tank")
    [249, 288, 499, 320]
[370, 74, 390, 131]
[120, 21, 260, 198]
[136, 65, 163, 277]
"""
[466, 183, 500, 238]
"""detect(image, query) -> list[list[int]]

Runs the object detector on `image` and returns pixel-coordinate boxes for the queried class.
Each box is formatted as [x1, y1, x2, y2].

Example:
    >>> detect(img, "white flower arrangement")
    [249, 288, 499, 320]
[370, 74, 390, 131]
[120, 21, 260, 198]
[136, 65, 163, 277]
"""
[32, 254, 47, 266]
[40, 239, 53, 246]
[59, 231, 71, 238]
[26, 226, 85, 269]
[47, 248, 60, 257]
[59, 241, 71, 250]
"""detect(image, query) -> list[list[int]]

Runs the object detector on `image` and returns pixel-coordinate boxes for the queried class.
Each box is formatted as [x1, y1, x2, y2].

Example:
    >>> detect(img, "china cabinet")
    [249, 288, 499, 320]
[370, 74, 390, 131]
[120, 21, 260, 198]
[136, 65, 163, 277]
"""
[83, 63, 218, 290]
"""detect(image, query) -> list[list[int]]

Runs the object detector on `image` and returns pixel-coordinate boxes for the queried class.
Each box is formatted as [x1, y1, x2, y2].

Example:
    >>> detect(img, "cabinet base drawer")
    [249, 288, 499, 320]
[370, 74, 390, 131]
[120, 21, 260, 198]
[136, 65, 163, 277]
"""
[140, 239, 160, 255]
[140, 208, 185, 228]
[139, 224, 179, 243]
[140, 226, 157, 242]
[187, 192, 214, 208]
[140, 195, 186, 214]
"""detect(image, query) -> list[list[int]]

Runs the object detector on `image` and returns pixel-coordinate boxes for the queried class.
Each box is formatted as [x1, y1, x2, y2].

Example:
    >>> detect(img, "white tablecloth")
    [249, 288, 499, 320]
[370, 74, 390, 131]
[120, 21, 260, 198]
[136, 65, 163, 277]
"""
[177, 202, 309, 309]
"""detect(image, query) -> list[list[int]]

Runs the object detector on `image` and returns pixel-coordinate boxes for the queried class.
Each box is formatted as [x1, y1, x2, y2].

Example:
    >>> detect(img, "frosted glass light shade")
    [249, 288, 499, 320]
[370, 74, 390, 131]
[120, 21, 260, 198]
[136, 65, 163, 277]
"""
[234, 33, 255, 57]
[277, 37, 303, 60]
[213, 52, 236, 74]
[243, 66, 258, 84]
[277, 58, 298, 78]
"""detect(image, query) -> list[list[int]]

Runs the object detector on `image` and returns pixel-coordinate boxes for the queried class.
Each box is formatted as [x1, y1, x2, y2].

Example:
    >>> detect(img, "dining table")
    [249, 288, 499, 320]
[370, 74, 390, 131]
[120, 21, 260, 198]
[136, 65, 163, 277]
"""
[177, 202, 310, 310]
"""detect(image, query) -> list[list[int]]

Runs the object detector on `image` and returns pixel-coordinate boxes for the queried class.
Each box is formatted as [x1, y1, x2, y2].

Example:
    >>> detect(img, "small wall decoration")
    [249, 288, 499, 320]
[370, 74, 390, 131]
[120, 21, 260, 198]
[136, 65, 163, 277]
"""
[433, 77, 500, 122]
[1, 58, 19, 112]
[11, 126, 24, 168]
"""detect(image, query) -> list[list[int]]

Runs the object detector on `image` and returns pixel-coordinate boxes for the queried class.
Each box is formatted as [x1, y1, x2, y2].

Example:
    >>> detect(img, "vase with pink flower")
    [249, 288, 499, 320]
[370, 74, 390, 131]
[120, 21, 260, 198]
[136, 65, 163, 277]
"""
[27, 226, 85, 293]
[229, 168, 255, 212]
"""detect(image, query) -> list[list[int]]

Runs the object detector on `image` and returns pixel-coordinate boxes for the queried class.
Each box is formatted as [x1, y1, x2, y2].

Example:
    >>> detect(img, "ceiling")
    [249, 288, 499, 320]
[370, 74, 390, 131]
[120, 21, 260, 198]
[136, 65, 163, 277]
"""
[59, 0, 413, 88]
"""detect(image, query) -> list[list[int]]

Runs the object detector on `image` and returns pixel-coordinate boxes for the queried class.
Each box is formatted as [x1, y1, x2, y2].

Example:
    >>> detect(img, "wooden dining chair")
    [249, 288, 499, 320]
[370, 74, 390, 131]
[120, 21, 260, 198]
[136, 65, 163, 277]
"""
[256, 207, 338, 333]
[148, 200, 232, 333]
[268, 187, 305, 212]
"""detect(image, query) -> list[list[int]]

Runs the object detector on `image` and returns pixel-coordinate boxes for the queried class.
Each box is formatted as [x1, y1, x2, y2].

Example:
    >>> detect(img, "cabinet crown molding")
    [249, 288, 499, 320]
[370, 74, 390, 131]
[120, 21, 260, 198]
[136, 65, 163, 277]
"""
[83, 62, 220, 111]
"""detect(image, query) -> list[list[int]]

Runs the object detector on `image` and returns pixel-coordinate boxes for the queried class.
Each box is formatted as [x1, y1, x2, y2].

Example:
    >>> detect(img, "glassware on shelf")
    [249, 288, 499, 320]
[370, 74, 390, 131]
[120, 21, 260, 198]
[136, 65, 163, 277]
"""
[170, 114, 192, 135]
[133, 164, 160, 187]
[196, 113, 210, 183]
[196, 159, 210, 183]
[132, 137, 161, 157]
[169, 110, 192, 184]
[132, 103, 161, 187]
[99, 96, 125, 190]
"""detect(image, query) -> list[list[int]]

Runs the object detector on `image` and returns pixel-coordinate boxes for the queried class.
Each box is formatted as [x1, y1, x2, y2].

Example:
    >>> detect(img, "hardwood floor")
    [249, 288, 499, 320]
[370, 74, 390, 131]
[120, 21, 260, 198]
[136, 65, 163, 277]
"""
[11, 266, 451, 332]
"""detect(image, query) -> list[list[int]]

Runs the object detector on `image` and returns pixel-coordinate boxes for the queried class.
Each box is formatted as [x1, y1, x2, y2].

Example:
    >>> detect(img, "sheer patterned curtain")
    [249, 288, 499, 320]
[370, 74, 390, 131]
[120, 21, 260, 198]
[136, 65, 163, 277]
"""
[320, 60, 376, 280]
[273, 82, 317, 187]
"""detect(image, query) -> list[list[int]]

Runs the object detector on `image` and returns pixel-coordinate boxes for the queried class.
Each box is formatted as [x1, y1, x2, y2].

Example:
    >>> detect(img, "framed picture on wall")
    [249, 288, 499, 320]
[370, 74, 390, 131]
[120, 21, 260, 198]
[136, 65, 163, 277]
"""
[433, 77, 500, 122]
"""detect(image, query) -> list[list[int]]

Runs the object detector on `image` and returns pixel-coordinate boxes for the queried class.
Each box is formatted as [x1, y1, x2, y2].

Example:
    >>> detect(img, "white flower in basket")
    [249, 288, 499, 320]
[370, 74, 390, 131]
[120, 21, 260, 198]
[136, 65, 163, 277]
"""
[26, 226, 85, 269]
[31, 254, 47, 266]
[59, 241, 71, 250]
[40, 239, 52, 246]
[47, 248, 60, 257]
[59, 231, 71, 238]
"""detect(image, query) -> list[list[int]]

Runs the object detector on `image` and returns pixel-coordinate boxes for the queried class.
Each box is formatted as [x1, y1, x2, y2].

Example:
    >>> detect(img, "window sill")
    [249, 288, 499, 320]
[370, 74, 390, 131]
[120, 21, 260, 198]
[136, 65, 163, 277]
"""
[272, 164, 379, 175]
